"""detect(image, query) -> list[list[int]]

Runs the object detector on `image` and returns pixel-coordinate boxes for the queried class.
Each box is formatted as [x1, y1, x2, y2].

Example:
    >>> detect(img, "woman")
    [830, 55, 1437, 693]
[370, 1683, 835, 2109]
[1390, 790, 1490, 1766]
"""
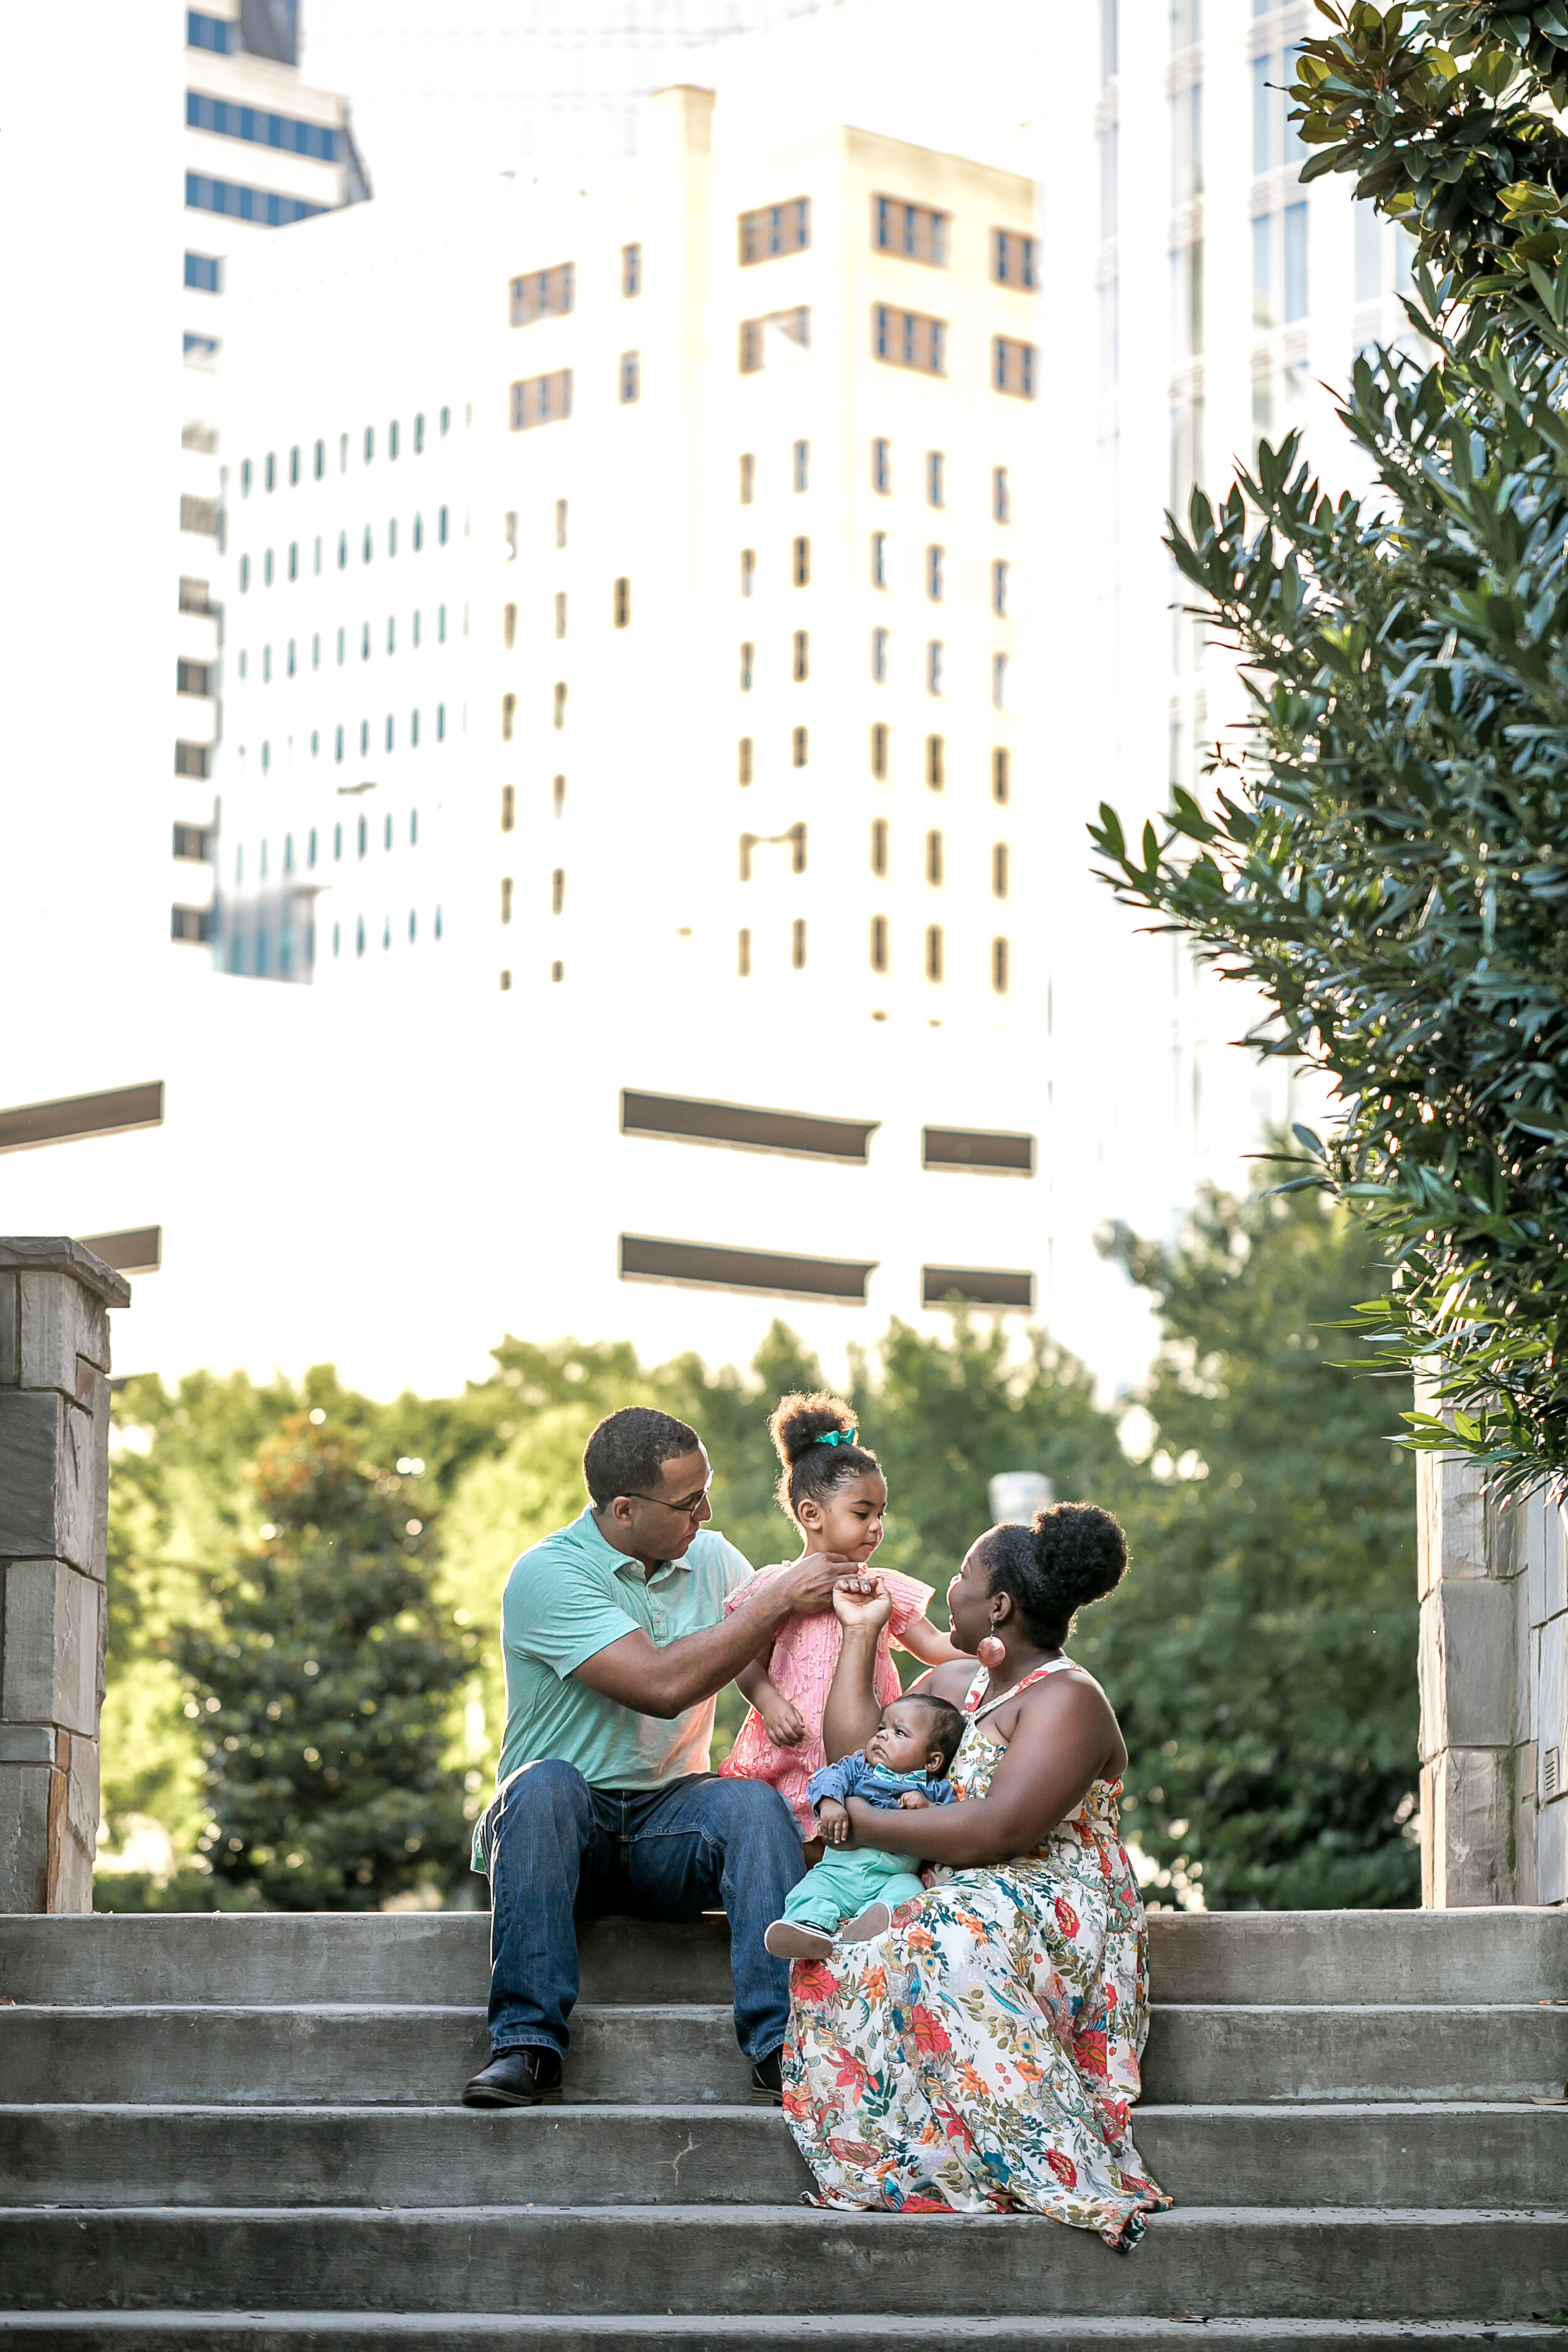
[781, 1502, 1170, 2250]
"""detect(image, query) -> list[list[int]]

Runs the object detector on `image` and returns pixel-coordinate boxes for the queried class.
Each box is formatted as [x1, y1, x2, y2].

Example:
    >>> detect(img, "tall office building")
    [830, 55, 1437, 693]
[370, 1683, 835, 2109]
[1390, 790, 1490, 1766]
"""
[172, 1, 369, 960]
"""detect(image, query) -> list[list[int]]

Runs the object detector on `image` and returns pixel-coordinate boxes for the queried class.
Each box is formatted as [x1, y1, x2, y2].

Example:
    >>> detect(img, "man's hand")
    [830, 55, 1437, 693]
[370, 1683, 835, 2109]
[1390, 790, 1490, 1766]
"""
[776, 1553, 865, 1618]
[896, 1790, 931, 1809]
[817, 1797, 852, 1847]
[758, 1690, 808, 1748]
[832, 1577, 892, 1633]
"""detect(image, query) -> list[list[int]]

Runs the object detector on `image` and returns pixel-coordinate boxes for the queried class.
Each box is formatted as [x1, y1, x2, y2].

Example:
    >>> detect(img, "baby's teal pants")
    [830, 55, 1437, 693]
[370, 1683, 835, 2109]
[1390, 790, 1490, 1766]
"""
[783, 1844, 926, 1934]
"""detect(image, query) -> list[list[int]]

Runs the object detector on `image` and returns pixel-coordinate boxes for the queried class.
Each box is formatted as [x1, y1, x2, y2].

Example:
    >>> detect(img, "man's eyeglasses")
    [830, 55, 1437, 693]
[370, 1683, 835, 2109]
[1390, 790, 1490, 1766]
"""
[622, 1485, 712, 1518]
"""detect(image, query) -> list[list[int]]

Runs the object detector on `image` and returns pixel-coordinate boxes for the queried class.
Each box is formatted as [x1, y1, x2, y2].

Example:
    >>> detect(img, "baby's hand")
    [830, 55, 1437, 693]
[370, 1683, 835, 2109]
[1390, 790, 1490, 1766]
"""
[832, 1576, 891, 1632]
[760, 1692, 808, 1749]
[817, 1797, 851, 1847]
[896, 1790, 931, 1809]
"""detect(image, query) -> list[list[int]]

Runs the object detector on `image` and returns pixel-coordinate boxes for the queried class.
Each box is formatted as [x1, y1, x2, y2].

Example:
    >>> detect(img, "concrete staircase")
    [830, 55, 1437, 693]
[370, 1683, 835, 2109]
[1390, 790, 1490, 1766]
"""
[1, 1905, 1565, 2346]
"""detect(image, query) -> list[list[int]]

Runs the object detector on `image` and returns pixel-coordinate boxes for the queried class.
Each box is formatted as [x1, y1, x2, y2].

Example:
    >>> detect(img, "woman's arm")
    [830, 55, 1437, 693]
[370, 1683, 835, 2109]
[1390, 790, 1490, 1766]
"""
[894, 1613, 964, 1668]
[838, 1678, 1120, 1866]
[820, 1583, 891, 1763]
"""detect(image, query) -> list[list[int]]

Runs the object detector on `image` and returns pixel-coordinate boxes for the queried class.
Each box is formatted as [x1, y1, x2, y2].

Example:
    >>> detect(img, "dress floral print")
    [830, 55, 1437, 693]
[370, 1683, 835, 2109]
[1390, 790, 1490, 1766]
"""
[781, 1660, 1171, 2250]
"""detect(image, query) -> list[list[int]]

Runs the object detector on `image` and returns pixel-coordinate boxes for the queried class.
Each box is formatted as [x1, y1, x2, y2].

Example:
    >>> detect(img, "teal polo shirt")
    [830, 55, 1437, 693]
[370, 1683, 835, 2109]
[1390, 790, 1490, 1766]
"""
[493, 1506, 756, 1796]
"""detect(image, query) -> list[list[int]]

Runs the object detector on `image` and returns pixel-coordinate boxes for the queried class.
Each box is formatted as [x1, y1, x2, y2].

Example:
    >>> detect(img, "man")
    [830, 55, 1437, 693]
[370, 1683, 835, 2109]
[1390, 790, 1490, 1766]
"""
[462, 1404, 849, 2109]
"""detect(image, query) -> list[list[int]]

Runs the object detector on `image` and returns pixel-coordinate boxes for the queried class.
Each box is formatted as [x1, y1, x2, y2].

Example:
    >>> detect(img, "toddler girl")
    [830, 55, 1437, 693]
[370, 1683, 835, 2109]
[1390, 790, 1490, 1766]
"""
[718, 1390, 960, 1844]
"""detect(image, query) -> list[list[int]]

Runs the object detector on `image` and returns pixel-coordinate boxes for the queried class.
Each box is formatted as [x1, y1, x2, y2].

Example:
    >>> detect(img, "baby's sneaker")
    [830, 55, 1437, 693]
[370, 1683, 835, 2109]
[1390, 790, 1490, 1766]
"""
[764, 1918, 835, 1963]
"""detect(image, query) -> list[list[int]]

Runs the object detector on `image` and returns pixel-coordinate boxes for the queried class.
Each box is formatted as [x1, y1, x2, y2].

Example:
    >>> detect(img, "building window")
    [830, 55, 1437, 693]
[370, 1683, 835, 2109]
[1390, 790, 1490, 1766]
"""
[510, 369, 574, 430]
[339, 432, 349, 470]
[551, 867, 565, 914]
[188, 12, 235, 53]
[993, 465, 1010, 524]
[738, 928, 751, 977]
[993, 559, 1009, 616]
[501, 877, 513, 923]
[793, 439, 809, 492]
[174, 741, 212, 779]
[739, 307, 810, 371]
[622, 241, 642, 296]
[556, 498, 568, 548]
[362, 525, 373, 563]
[413, 415, 425, 453]
[185, 90, 337, 158]
[792, 725, 808, 767]
[262, 644, 273, 683]
[238, 554, 250, 592]
[290, 444, 300, 485]
[871, 818, 888, 877]
[928, 451, 945, 507]
[741, 642, 754, 691]
[363, 426, 376, 465]
[614, 577, 632, 628]
[927, 544, 944, 600]
[793, 631, 809, 681]
[554, 591, 567, 638]
[389, 421, 401, 461]
[739, 452, 755, 504]
[792, 536, 810, 586]
[358, 814, 368, 856]
[741, 548, 756, 597]
[359, 720, 369, 755]
[184, 250, 221, 293]
[873, 196, 950, 265]
[286, 541, 298, 582]
[993, 746, 1010, 803]
[738, 198, 811, 264]
[926, 924, 944, 981]
[501, 785, 515, 831]
[928, 639, 944, 695]
[264, 548, 275, 585]
[738, 736, 753, 784]
[287, 638, 296, 675]
[927, 733, 945, 789]
[551, 960, 564, 982]
[870, 914, 888, 972]
[926, 829, 943, 886]
[992, 936, 1010, 993]
[872, 438, 891, 493]
[872, 627, 889, 681]
[308, 828, 317, 866]
[504, 603, 517, 649]
[241, 458, 252, 497]
[312, 437, 324, 479]
[265, 452, 277, 491]
[385, 714, 395, 753]
[314, 538, 322, 575]
[337, 531, 347, 569]
[500, 970, 511, 990]
[871, 723, 889, 778]
[509, 263, 575, 326]
[502, 692, 516, 741]
[361, 620, 370, 660]
[874, 305, 946, 374]
[335, 726, 344, 763]
[792, 918, 807, 969]
[993, 229, 1037, 288]
[620, 351, 640, 403]
[411, 707, 420, 747]
[440, 406, 450, 435]
[871, 531, 887, 588]
[993, 652, 1009, 709]
[553, 773, 566, 817]
[388, 519, 398, 557]
[553, 681, 567, 729]
[994, 337, 1038, 398]
[993, 842, 1010, 898]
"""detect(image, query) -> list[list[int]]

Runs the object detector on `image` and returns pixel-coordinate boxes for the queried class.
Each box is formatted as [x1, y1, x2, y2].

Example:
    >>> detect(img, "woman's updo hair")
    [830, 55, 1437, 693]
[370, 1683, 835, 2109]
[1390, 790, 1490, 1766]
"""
[770, 1391, 882, 1521]
[981, 1502, 1128, 1648]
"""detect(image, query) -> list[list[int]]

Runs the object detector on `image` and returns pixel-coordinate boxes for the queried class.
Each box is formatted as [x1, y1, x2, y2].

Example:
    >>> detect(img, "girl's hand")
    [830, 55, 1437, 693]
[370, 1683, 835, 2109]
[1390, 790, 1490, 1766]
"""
[816, 1797, 852, 1847]
[759, 1691, 808, 1748]
[832, 1577, 891, 1631]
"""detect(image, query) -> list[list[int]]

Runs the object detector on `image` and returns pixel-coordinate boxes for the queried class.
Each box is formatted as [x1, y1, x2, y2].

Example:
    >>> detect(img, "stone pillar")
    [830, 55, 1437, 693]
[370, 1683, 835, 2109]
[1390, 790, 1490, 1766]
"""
[1417, 1380, 1568, 1907]
[0, 1239, 130, 1912]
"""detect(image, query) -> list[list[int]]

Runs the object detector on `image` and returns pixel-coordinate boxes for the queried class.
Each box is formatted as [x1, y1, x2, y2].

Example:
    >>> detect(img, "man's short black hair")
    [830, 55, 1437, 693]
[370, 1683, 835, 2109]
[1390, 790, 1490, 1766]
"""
[583, 1407, 703, 1510]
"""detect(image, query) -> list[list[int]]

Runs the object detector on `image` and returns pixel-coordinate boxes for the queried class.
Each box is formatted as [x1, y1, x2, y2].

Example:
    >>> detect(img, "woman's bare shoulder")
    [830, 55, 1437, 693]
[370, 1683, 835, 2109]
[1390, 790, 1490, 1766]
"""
[908, 1660, 976, 1702]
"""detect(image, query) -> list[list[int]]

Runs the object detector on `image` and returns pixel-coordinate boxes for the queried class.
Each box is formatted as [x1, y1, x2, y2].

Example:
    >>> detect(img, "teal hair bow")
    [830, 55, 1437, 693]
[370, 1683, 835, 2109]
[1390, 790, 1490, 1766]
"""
[815, 1429, 859, 1448]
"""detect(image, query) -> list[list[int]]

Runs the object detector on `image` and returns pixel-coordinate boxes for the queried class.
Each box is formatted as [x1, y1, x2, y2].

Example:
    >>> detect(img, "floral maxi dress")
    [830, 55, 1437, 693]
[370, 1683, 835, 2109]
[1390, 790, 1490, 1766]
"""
[781, 1659, 1172, 2250]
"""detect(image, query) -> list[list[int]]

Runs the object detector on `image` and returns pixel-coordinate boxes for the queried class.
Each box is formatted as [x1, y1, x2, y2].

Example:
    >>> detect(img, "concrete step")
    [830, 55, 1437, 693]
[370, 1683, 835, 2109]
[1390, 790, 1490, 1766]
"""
[4, 1907, 1564, 2010]
[1, 2321, 1565, 2351]
[3, 2205, 1565, 2320]
[4, 2102, 1564, 2213]
[6, 1997, 1564, 2110]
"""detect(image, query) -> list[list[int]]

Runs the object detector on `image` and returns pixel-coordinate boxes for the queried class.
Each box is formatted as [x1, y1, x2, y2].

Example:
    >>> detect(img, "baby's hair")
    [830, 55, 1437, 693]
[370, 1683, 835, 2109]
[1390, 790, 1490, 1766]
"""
[982, 1502, 1128, 1648]
[769, 1390, 882, 1522]
[887, 1692, 966, 1776]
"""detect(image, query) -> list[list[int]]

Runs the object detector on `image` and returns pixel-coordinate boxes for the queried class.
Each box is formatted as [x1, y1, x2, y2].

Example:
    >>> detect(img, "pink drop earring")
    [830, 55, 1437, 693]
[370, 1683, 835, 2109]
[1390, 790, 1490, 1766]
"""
[977, 1633, 1007, 1671]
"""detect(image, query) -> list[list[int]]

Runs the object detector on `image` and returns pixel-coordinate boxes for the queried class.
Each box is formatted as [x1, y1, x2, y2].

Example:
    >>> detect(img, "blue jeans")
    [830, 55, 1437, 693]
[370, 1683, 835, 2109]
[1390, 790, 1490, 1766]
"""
[474, 1759, 806, 2063]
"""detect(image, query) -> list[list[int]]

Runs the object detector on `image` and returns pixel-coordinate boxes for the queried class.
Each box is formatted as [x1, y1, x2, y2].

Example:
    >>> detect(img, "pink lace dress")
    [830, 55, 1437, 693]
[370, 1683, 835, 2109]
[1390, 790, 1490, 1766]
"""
[718, 1565, 935, 1837]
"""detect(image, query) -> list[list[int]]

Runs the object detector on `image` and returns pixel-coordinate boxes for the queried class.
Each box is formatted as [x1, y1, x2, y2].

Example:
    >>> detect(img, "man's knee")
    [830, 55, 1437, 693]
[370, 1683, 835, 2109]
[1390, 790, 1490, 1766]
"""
[702, 1775, 799, 1847]
[488, 1758, 594, 1853]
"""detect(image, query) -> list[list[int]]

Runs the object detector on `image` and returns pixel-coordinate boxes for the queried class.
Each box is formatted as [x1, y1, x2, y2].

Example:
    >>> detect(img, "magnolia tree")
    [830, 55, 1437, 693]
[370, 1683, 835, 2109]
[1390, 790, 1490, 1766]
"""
[1093, 1, 1568, 1496]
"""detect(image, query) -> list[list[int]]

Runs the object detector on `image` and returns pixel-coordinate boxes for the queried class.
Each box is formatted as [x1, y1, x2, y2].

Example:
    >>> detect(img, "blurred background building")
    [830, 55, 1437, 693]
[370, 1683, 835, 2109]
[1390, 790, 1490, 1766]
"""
[3, 0, 1394, 1406]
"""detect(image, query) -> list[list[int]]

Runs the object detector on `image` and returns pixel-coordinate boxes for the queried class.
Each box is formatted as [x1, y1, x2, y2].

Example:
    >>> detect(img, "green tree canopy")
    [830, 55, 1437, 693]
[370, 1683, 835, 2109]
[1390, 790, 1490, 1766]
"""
[1092, 1, 1568, 1496]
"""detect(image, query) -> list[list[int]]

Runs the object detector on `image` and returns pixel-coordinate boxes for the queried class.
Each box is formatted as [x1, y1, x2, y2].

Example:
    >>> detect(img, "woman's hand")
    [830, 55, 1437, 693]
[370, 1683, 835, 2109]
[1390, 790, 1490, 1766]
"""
[832, 1577, 891, 1632]
[758, 1690, 808, 1748]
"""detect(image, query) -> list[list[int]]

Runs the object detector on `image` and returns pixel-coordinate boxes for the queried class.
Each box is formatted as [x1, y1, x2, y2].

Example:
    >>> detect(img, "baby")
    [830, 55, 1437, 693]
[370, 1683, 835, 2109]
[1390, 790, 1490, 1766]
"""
[763, 1691, 967, 1961]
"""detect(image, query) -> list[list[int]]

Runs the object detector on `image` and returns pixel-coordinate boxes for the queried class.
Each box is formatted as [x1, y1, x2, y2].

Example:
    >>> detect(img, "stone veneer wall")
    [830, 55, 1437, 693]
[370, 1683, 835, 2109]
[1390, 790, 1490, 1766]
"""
[0, 1239, 129, 1911]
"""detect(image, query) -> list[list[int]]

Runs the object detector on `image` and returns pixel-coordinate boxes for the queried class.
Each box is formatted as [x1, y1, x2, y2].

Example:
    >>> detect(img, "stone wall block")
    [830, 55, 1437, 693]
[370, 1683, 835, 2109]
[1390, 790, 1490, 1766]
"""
[18, 1269, 109, 1393]
[1, 1560, 100, 1734]
[0, 1391, 95, 1569]
[1426, 1746, 1517, 1907]
[0, 1271, 18, 1388]
[1540, 1796, 1566, 1907]
[1437, 1579, 1517, 1748]
[1418, 1587, 1449, 1764]
[0, 1763, 53, 1910]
